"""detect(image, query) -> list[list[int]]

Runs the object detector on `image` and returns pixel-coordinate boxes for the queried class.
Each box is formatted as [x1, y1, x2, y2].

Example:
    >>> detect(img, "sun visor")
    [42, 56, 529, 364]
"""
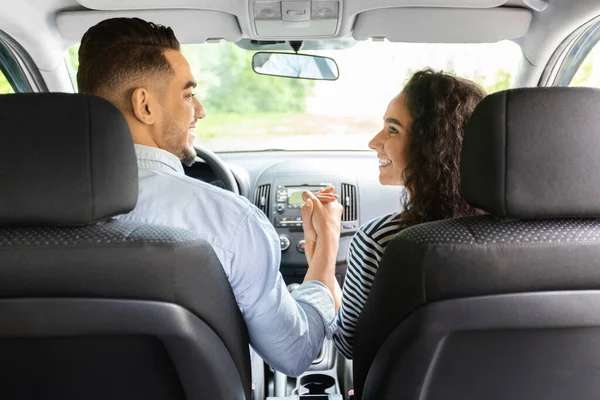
[74, 0, 508, 12]
[353, 7, 532, 43]
[56, 10, 242, 44]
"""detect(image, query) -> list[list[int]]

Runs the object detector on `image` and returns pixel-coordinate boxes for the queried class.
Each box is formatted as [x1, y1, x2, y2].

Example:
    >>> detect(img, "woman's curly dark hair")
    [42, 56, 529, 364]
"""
[398, 68, 486, 228]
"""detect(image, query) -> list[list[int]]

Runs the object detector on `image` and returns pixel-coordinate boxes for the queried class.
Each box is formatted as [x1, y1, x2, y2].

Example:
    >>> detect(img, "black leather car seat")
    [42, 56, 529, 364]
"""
[353, 87, 600, 400]
[0, 93, 251, 400]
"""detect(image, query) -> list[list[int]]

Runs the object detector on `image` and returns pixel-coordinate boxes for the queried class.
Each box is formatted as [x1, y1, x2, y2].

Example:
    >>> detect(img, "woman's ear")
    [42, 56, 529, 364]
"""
[130, 87, 156, 125]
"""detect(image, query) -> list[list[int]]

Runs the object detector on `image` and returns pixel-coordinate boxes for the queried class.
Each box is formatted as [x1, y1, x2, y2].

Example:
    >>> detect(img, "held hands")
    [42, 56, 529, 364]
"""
[301, 186, 343, 243]
[301, 186, 343, 265]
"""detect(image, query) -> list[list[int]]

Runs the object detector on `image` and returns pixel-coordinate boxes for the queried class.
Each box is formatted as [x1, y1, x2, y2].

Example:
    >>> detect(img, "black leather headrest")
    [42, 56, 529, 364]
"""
[461, 87, 600, 219]
[0, 93, 137, 226]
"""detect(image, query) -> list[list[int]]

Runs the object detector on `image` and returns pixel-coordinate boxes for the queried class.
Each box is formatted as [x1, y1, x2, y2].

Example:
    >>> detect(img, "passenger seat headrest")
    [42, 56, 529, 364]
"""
[0, 93, 137, 226]
[461, 87, 600, 219]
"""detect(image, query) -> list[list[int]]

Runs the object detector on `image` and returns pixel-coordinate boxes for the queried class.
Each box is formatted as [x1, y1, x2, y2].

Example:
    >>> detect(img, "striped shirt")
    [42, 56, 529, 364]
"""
[333, 212, 403, 359]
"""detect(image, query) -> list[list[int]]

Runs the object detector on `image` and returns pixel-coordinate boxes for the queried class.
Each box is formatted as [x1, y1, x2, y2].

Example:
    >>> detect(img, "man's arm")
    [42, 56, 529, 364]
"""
[227, 204, 336, 377]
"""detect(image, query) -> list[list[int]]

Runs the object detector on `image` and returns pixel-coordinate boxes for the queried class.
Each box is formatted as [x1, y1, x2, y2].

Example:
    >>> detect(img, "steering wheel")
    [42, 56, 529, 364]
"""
[193, 145, 239, 195]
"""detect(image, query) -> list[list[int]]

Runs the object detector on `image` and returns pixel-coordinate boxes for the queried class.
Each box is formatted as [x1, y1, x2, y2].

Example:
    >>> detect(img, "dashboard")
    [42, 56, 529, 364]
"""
[184, 151, 403, 284]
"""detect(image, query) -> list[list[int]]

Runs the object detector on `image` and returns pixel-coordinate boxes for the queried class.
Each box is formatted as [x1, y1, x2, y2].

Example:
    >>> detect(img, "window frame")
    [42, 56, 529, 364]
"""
[0, 29, 47, 93]
[0, 45, 29, 92]
[541, 15, 600, 87]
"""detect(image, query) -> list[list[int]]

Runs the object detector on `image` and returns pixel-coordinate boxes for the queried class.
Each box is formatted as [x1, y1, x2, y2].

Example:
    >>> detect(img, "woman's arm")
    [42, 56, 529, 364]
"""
[301, 190, 343, 311]
[332, 233, 371, 359]
[333, 213, 402, 359]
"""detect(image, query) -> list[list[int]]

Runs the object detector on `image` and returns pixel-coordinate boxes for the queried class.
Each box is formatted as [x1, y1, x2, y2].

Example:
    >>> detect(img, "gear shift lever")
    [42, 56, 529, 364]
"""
[287, 283, 301, 293]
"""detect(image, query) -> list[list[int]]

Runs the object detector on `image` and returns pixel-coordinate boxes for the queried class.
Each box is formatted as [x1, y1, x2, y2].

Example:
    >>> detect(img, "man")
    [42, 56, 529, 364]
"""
[76, 17, 342, 377]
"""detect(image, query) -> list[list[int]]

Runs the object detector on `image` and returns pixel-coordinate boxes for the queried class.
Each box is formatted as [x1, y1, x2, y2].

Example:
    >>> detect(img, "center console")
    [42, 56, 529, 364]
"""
[253, 167, 359, 285]
[252, 163, 359, 400]
[264, 338, 348, 400]
[251, 285, 354, 400]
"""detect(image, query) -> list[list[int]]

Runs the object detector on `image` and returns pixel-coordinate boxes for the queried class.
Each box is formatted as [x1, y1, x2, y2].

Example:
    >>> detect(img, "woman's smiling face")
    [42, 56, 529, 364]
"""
[368, 92, 412, 186]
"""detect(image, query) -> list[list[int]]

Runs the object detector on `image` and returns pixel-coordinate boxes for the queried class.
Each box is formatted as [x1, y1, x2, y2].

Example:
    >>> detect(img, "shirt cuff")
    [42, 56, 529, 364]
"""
[291, 280, 337, 339]
[331, 312, 341, 333]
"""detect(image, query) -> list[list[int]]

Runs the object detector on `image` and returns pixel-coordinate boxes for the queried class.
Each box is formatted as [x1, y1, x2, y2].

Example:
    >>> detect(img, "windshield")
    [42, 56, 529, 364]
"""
[66, 39, 522, 152]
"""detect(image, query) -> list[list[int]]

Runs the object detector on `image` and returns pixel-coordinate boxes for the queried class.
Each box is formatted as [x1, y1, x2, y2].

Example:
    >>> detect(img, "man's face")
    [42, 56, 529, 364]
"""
[155, 50, 206, 164]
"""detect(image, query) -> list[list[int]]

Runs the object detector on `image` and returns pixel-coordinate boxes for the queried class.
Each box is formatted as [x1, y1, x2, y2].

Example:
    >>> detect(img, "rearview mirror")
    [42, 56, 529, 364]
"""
[252, 52, 339, 81]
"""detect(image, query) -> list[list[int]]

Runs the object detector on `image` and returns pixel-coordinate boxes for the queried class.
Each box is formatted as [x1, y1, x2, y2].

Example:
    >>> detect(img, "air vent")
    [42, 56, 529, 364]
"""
[340, 183, 357, 221]
[254, 184, 271, 215]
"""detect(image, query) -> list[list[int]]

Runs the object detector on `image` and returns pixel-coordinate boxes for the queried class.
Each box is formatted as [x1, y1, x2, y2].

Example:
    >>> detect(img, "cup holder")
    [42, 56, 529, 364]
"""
[299, 374, 336, 395]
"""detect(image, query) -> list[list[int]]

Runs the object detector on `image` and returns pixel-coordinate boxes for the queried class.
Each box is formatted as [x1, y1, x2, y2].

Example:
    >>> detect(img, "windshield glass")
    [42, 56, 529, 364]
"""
[66, 39, 522, 152]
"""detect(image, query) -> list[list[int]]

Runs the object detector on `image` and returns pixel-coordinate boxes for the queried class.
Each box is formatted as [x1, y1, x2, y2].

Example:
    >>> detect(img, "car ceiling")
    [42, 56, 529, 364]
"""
[1, 0, 600, 88]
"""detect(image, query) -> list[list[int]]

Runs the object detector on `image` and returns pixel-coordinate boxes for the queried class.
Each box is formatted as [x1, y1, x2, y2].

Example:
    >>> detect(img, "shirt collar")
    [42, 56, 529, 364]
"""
[134, 144, 185, 175]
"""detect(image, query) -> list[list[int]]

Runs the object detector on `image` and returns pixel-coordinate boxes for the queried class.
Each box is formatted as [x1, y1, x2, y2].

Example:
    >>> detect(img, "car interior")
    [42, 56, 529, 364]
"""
[2, 0, 600, 399]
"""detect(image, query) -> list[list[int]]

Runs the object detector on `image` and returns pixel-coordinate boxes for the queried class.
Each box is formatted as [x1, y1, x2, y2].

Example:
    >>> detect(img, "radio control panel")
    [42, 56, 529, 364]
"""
[272, 184, 331, 229]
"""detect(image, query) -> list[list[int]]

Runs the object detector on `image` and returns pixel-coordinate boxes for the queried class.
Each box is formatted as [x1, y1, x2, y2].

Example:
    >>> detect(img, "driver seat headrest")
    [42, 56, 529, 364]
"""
[0, 93, 137, 226]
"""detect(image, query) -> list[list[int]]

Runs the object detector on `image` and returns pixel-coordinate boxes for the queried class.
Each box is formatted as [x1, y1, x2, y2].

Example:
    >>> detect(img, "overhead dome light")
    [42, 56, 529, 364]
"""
[254, 1, 282, 20]
[312, 1, 339, 19]
[259, 8, 276, 18]
[252, 0, 341, 37]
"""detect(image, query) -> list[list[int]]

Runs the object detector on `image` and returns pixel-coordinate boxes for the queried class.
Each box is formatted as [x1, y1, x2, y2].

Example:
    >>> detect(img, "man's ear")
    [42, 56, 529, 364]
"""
[130, 87, 156, 125]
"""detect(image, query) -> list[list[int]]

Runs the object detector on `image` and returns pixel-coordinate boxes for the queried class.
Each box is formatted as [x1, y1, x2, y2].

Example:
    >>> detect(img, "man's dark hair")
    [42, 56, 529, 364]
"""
[77, 17, 180, 107]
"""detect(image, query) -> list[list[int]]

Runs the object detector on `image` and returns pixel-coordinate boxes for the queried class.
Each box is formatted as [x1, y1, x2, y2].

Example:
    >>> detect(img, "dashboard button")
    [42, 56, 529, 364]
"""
[297, 240, 306, 253]
[276, 204, 286, 213]
[280, 236, 291, 251]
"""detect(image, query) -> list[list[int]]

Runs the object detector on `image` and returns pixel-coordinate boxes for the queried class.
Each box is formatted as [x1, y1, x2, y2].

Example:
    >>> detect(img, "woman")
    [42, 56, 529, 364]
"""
[302, 68, 486, 359]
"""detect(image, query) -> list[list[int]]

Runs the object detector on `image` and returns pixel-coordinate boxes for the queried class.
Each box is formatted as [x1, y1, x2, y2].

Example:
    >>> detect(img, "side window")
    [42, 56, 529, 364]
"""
[552, 19, 600, 87]
[0, 69, 15, 94]
[570, 42, 600, 87]
[0, 33, 32, 93]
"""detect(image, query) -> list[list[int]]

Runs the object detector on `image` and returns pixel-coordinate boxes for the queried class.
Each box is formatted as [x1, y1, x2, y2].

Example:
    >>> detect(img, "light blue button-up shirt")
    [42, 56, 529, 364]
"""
[117, 144, 336, 376]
